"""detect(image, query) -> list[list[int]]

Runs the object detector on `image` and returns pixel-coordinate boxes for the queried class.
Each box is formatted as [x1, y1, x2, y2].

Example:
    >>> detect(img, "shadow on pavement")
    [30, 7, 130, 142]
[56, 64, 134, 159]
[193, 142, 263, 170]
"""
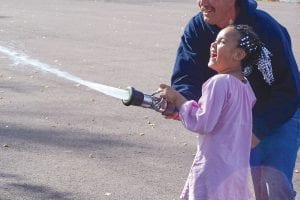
[1, 181, 73, 200]
[0, 122, 151, 153]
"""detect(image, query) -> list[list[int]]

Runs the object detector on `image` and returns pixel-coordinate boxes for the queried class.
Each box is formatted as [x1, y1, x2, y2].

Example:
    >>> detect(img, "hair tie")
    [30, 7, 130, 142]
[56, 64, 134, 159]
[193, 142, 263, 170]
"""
[234, 24, 274, 85]
[257, 46, 274, 85]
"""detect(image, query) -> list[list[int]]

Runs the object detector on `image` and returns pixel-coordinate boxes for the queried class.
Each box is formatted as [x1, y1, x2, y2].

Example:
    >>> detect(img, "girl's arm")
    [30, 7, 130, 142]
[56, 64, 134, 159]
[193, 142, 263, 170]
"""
[160, 76, 228, 134]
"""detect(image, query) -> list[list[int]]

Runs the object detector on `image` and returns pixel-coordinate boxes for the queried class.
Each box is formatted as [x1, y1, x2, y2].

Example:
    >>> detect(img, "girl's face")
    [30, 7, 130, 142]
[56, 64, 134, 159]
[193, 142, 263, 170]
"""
[208, 26, 244, 73]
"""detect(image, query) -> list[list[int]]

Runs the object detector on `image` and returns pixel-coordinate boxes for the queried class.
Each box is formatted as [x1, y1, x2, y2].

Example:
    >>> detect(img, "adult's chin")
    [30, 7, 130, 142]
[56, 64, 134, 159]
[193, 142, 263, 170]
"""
[202, 13, 216, 25]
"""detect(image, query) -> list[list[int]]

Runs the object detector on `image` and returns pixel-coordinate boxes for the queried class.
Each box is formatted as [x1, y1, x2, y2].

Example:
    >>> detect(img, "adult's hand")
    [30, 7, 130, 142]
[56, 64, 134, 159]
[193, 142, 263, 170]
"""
[163, 111, 180, 121]
[251, 133, 260, 148]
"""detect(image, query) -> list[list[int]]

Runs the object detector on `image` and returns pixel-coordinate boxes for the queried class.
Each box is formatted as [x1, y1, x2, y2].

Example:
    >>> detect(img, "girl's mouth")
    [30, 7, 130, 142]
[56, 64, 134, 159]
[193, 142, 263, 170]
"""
[210, 51, 217, 59]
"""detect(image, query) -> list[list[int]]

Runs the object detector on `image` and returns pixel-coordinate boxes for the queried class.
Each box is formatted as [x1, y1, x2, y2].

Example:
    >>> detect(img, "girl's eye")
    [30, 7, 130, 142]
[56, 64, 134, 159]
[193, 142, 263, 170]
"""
[216, 39, 225, 45]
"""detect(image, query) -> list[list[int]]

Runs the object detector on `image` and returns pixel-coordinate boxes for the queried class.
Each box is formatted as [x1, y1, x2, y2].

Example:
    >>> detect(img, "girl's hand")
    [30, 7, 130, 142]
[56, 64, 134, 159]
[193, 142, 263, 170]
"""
[158, 84, 179, 104]
[159, 84, 187, 109]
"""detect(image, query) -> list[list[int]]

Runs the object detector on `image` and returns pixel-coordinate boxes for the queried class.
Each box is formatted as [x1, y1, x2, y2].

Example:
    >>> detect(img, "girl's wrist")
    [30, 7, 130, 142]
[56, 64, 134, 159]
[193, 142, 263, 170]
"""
[174, 96, 187, 110]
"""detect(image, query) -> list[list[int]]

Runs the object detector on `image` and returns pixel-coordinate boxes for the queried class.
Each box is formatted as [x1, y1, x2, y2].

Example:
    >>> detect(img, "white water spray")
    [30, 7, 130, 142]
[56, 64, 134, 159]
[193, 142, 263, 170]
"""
[0, 45, 130, 100]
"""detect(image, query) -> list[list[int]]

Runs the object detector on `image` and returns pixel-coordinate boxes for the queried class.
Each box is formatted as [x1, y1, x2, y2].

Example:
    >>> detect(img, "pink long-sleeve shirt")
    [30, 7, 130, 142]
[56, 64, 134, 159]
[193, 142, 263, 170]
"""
[179, 74, 256, 200]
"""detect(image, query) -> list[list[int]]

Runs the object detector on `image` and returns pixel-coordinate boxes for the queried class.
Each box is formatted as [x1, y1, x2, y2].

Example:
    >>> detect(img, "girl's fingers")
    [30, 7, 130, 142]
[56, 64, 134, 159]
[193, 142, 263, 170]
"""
[159, 83, 170, 89]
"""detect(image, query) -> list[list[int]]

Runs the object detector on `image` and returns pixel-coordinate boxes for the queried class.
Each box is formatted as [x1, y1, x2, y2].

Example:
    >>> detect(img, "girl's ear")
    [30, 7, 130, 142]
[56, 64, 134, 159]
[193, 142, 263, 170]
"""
[233, 48, 246, 61]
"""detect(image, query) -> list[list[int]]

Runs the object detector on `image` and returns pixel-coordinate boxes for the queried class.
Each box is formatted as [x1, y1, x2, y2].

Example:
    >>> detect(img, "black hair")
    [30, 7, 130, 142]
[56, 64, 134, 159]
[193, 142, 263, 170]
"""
[228, 24, 274, 85]
[234, 24, 262, 70]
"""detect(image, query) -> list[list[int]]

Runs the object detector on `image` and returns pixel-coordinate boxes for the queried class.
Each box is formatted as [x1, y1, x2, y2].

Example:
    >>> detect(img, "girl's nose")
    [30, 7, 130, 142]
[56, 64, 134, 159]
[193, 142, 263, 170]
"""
[211, 42, 216, 48]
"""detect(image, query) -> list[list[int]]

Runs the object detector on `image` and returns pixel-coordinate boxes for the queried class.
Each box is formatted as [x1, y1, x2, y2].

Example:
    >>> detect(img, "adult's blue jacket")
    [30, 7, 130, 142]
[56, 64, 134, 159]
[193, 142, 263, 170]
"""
[171, 0, 300, 139]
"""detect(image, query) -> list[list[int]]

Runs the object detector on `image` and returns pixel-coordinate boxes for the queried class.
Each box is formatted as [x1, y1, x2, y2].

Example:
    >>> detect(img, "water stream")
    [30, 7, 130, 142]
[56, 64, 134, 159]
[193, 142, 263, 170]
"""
[0, 45, 130, 101]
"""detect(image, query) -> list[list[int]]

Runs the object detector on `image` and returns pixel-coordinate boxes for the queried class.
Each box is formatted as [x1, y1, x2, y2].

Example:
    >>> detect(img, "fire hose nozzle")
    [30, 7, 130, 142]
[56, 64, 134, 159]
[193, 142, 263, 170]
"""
[122, 86, 142, 106]
[122, 86, 176, 115]
[122, 86, 152, 108]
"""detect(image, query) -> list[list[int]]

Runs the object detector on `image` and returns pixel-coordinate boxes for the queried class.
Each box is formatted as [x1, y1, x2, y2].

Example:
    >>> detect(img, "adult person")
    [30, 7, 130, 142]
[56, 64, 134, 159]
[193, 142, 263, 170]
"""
[169, 0, 300, 199]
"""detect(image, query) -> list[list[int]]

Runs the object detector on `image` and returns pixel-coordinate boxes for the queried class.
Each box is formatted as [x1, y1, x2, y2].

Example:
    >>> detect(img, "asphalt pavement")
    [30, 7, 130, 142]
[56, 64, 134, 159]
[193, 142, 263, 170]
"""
[0, 0, 299, 199]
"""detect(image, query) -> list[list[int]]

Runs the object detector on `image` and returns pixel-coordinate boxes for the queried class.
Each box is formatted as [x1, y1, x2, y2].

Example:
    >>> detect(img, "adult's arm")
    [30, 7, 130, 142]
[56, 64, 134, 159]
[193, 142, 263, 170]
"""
[171, 14, 217, 101]
[250, 12, 300, 139]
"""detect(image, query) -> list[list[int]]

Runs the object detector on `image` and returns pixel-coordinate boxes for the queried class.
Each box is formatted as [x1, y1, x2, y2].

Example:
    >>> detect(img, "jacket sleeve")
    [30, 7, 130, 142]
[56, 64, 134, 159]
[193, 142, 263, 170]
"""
[171, 14, 216, 101]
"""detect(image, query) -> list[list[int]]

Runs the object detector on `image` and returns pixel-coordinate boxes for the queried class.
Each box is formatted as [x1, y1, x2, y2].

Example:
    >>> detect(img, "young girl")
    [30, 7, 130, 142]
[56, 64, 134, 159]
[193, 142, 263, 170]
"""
[159, 25, 274, 200]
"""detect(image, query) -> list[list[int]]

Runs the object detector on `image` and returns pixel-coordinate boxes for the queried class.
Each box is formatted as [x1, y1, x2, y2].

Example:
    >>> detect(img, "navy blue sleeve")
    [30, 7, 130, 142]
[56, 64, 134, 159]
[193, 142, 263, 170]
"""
[171, 14, 217, 101]
[250, 11, 300, 139]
